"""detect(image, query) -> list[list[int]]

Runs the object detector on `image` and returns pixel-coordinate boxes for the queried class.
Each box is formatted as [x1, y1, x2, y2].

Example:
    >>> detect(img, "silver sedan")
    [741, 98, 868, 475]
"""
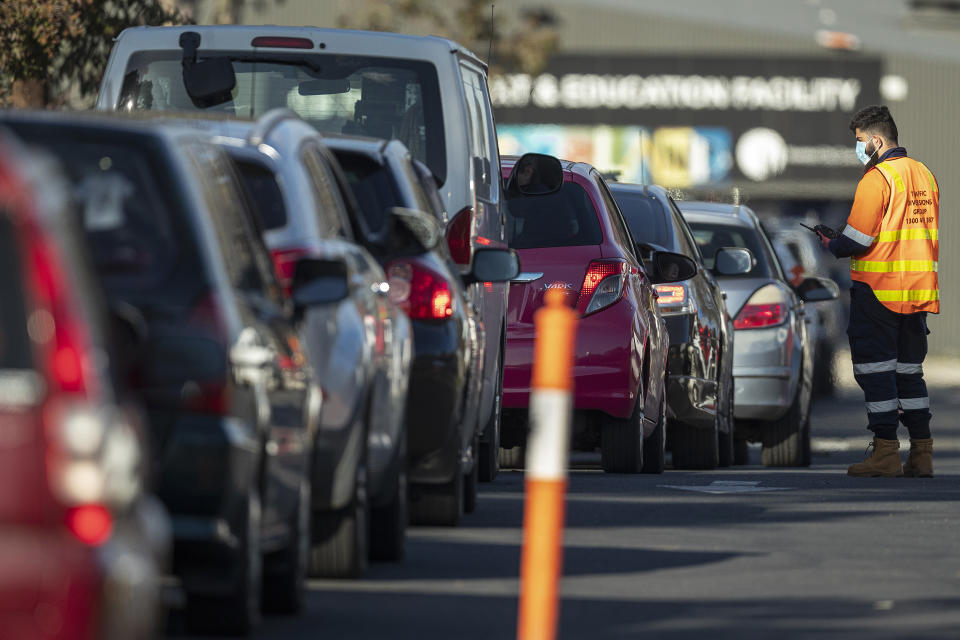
[678, 202, 838, 466]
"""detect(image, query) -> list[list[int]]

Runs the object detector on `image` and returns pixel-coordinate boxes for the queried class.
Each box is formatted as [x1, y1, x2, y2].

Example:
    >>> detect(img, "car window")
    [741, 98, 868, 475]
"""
[6, 132, 186, 293]
[686, 221, 772, 277]
[506, 181, 603, 250]
[669, 199, 703, 262]
[118, 50, 446, 184]
[611, 189, 671, 248]
[234, 159, 287, 231]
[595, 176, 636, 259]
[301, 143, 351, 240]
[460, 63, 496, 202]
[186, 142, 279, 299]
[333, 150, 401, 237]
[0, 214, 33, 370]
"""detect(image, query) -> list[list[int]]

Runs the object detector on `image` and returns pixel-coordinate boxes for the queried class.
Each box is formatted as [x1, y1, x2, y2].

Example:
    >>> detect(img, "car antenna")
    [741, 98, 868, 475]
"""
[487, 3, 495, 67]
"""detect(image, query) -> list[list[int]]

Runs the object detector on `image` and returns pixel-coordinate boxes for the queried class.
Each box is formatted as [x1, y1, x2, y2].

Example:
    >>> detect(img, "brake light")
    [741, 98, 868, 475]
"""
[578, 260, 626, 315]
[734, 284, 789, 329]
[251, 36, 314, 49]
[271, 247, 311, 295]
[654, 283, 697, 315]
[185, 292, 232, 414]
[654, 284, 686, 305]
[734, 303, 786, 329]
[387, 260, 454, 320]
[446, 206, 474, 266]
[66, 504, 113, 546]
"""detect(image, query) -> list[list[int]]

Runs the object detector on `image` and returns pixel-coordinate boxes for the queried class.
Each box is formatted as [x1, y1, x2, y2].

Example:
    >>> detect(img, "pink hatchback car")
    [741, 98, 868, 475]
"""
[499, 154, 697, 474]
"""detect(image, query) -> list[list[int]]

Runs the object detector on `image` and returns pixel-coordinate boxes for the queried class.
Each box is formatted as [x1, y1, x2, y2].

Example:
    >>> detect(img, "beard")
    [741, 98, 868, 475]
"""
[862, 142, 880, 174]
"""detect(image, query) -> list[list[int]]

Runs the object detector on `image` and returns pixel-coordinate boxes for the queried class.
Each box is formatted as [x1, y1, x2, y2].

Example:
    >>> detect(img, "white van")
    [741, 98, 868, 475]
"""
[96, 25, 510, 481]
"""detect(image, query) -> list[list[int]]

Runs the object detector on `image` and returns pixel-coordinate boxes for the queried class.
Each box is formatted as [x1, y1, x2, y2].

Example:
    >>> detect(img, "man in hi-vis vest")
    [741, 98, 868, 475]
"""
[818, 105, 939, 478]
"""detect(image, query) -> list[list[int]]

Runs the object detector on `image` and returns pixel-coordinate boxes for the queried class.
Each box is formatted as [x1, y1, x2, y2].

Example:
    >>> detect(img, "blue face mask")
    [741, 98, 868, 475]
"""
[856, 139, 875, 165]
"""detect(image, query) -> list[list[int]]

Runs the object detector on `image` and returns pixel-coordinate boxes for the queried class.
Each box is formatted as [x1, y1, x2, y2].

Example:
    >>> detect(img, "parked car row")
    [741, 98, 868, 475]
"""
[0, 22, 842, 640]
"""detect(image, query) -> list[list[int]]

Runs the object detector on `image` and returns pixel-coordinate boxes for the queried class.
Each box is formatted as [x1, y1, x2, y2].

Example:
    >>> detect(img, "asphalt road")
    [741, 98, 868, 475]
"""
[174, 370, 960, 639]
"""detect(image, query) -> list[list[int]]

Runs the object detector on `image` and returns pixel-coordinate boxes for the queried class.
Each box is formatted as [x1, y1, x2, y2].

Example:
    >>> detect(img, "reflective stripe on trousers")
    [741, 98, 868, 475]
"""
[847, 282, 931, 439]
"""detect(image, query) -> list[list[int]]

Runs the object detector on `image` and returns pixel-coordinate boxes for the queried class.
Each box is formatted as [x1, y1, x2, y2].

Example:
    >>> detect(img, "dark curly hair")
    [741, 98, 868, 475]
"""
[849, 105, 899, 143]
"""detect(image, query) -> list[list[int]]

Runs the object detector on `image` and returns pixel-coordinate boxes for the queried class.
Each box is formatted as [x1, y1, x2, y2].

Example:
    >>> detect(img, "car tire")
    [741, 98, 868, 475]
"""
[464, 436, 479, 514]
[410, 460, 464, 527]
[601, 395, 644, 474]
[760, 389, 810, 467]
[186, 486, 262, 634]
[262, 474, 310, 614]
[479, 349, 504, 482]
[369, 433, 408, 563]
[671, 414, 720, 470]
[499, 445, 525, 470]
[309, 459, 369, 578]
[641, 385, 666, 474]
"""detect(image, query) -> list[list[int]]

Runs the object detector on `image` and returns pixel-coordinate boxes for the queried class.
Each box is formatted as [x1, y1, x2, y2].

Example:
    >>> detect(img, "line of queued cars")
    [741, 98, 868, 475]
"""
[0, 22, 842, 640]
[0, 24, 525, 639]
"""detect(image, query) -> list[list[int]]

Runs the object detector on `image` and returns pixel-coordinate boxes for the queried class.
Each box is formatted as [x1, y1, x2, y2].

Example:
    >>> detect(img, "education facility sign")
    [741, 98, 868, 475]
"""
[491, 55, 883, 189]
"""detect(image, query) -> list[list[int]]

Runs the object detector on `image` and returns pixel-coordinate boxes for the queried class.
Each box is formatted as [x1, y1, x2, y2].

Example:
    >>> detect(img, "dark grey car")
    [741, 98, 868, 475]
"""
[0, 111, 331, 633]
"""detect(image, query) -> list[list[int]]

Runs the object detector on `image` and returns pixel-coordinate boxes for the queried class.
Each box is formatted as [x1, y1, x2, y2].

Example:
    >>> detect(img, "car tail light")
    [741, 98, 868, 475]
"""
[251, 36, 314, 49]
[734, 284, 789, 329]
[271, 247, 311, 296]
[387, 260, 454, 320]
[446, 206, 474, 267]
[185, 292, 232, 414]
[654, 283, 697, 315]
[579, 260, 627, 316]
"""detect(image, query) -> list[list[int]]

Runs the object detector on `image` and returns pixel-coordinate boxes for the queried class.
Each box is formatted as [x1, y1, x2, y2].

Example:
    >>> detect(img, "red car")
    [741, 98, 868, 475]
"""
[499, 154, 697, 473]
[0, 136, 168, 639]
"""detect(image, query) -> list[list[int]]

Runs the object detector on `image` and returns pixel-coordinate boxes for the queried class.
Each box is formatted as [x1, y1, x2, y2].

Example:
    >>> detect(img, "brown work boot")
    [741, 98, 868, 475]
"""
[902, 438, 934, 478]
[847, 438, 903, 477]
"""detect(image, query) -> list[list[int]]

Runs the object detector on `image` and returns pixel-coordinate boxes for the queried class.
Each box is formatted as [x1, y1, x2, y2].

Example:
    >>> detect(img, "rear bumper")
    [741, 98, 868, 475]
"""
[731, 323, 798, 420]
[503, 300, 640, 419]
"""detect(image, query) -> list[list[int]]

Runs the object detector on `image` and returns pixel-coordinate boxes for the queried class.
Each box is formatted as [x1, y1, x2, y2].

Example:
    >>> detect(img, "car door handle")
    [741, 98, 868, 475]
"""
[511, 272, 544, 284]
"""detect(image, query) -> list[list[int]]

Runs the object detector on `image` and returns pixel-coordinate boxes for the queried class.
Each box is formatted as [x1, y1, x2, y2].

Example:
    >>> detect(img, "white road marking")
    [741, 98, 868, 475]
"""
[657, 480, 794, 494]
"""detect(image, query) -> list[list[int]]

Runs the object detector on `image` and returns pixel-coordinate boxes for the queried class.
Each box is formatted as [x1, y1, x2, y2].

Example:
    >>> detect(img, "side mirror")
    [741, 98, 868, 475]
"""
[650, 251, 698, 283]
[291, 257, 350, 309]
[180, 32, 236, 108]
[714, 247, 755, 276]
[796, 276, 840, 302]
[462, 248, 521, 287]
[505, 153, 564, 197]
[390, 206, 441, 250]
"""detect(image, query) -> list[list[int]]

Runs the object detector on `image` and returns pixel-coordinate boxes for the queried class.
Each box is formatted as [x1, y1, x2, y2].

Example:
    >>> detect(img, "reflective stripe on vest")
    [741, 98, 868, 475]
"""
[850, 259, 938, 273]
[850, 158, 940, 314]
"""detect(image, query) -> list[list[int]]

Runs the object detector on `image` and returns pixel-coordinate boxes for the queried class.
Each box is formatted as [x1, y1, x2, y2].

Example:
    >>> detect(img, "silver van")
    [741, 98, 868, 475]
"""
[96, 25, 509, 481]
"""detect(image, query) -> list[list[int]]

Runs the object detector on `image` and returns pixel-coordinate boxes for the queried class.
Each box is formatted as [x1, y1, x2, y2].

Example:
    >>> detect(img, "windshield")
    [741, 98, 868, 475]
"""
[686, 221, 772, 277]
[506, 182, 603, 250]
[117, 50, 446, 184]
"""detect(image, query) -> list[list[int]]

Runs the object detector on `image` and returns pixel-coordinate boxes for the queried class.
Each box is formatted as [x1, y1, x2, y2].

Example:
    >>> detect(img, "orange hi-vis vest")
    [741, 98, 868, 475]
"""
[844, 156, 939, 314]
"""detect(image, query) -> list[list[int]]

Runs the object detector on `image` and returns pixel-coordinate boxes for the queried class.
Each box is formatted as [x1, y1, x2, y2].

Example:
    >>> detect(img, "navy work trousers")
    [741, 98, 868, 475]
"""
[847, 282, 931, 440]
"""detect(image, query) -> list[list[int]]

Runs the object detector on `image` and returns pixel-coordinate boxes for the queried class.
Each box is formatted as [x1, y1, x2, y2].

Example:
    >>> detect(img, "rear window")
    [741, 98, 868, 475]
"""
[117, 50, 446, 184]
[506, 182, 603, 250]
[611, 190, 671, 247]
[235, 160, 287, 230]
[5, 131, 185, 292]
[686, 221, 771, 277]
[333, 151, 400, 237]
[0, 214, 33, 370]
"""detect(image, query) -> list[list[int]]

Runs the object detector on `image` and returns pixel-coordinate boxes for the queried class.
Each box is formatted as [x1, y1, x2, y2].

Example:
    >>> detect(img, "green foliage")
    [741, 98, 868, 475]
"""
[0, 0, 186, 104]
[337, 0, 559, 75]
